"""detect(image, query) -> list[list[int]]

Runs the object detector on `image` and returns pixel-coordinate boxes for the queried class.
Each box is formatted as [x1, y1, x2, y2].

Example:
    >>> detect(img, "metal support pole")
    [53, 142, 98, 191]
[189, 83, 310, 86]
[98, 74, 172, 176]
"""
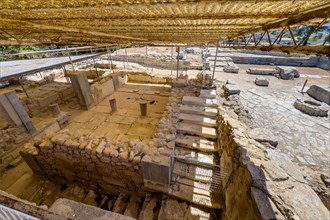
[106, 48, 112, 72]
[176, 46, 180, 79]
[257, 32, 266, 46]
[18, 78, 29, 98]
[66, 47, 75, 70]
[212, 42, 219, 81]
[301, 79, 308, 93]
[93, 58, 99, 77]
[125, 47, 129, 67]
[266, 31, 272, 46]
[272, 27, 286, 46]
[298, 18, 327, 46]
[288, 26, 297, 45]
[171, 46, 173, 76]
[252, 33, 257, 46]
[62, 66, 70, 83]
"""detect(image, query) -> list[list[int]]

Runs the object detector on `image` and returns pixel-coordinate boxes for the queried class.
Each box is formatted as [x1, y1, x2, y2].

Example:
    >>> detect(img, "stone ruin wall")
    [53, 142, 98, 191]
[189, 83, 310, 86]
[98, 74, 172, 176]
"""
[217, 109, 275, 220]
[0, 124, 31, 171]
[112, 55, 202, 70]
[23, 133, 149, 195]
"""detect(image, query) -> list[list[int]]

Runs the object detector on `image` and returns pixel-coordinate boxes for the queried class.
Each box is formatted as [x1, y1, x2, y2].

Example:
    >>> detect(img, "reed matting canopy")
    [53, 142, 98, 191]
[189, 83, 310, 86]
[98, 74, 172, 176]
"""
[0, 0, 329, 46]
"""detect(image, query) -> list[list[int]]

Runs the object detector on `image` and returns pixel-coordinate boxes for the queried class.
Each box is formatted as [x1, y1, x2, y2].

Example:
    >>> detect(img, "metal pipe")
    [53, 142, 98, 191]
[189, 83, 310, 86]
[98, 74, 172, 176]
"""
[212, 42, 219, 81]
[176, 46, 180, 79]
[125, 47, 129, 67]
[18, 78, 29, 98]
[171, 46, 173, 76]
[66, 47, 75, 70]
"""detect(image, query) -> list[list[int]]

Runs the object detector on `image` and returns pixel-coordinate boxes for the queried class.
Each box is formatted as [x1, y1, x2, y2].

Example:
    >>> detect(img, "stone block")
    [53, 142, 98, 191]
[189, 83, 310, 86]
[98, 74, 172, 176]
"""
[307, 85, 330, 105]
[255, 78, 269, 87]
[276, 66, 299, 80]
[141, 156, 169, 185]
[223, 84, 240, 96]
[68, 71, 94, 109]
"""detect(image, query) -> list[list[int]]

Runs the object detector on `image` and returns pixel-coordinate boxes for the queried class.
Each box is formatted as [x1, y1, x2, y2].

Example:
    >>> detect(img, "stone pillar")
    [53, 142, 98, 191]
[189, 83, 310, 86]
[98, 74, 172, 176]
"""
[67, 72, 94, 110]
[0, 91, 36, 134]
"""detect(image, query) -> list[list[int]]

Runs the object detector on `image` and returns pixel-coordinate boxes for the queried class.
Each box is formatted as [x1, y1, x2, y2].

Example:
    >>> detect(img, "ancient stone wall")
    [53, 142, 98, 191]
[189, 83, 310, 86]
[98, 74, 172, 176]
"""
[126, 71, 170, 84]
[21, 83, 75, 117]
[217, 106, 329, 219]
[112, 55, 202, 70]
[217, 112, 276, 220]
[0, 124, 31, 171]
[22, 132, 155, 195]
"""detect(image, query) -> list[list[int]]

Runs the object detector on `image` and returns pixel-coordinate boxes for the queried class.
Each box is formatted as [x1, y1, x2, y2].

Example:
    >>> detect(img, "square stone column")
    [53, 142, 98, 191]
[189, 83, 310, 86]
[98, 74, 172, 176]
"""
[67, 72, 94, 110]
[0, 91, 36, 134]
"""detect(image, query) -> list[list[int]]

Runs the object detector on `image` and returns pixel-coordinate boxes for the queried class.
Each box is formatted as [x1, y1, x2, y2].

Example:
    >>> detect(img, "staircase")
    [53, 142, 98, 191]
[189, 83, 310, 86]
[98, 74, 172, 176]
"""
[169, 89, 231, 211]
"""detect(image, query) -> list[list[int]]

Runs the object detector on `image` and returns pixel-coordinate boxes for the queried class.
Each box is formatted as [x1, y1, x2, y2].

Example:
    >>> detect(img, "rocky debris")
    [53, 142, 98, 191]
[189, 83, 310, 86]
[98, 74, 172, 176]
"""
[276, 66, 300, 80]
[123, 196, 141, 219]
[223, 64, 239, 73]
[138, 194, 159, 220]
[255, 77, 269, 87]
[112, 193, 129, 214]
[320, 174, 330, 188]
[294, 98, 329, 117]
[248, 128, 278, 147]
[247, 68, 278, 75]
[307, 85, 330, 105]
[158, 197, 188, 220]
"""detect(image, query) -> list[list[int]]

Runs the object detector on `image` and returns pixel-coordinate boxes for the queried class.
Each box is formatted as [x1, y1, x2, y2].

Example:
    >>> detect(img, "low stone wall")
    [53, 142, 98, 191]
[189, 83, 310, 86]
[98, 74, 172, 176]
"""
[217, 113, 274, 220]
[111, 55, 203, 70]
[126, 71, 170, 84]
[21, 131, 160, 195]
[217, 106, 329, 219]
[228, 53, 330, 71]
[21, 83, 75, 117]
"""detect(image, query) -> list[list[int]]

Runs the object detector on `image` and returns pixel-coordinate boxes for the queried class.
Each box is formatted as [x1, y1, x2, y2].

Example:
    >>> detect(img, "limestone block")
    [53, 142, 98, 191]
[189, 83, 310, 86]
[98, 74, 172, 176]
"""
[255, 78, 269, 87]
[223, 65, 239, 73]
[276, 66, 299, 80]
[294, 98, 329, 117]
[307, 85, 330, 105]
[223, 84, 240, 96]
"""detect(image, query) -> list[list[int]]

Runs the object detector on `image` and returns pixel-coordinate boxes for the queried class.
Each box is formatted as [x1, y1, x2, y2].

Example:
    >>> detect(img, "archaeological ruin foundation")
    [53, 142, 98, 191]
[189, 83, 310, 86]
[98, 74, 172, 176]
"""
[1, 1, 330, 219]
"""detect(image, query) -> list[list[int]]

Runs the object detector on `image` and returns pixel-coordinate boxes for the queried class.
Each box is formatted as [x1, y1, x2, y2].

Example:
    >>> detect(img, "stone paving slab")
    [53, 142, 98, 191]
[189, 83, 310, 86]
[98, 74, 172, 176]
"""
[179, 105, 217, 118]
[182, 96, 218, 108]
[176, 135, 217, 152]
[240, 89, 330, 167]
[179, 113, 217, 127]
[177, 122, 217, 139]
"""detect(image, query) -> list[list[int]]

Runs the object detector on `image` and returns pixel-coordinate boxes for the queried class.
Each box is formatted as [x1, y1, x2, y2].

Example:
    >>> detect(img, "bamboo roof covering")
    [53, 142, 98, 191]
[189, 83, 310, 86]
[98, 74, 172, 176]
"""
[0, 0, 329, 46]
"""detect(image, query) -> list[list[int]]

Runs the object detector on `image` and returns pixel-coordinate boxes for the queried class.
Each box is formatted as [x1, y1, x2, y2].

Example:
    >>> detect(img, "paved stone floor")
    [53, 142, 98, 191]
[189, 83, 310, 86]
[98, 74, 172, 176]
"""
[211, 63, 330, 169]
[240, 88, 330, 167]
[66, 83, 170, 144]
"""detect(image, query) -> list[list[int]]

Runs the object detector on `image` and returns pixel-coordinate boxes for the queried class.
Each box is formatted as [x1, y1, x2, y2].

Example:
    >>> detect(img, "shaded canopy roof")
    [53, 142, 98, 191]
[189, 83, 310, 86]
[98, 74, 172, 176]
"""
[0, 0, 329, 46]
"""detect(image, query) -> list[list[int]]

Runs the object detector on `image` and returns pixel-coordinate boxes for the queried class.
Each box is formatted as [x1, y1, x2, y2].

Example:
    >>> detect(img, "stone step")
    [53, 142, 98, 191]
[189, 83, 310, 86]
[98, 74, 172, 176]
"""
[177, 122, 217, 139]
[173, 175, 212, 192]
[178, 113, 217, 128]
[185, 205, 216, 220]
[174, 147, 216, 167]
[182, 96, 218, 108]
[170, 182, 221, 209]
[199, 89, 217, 99]
[176, 135, 217, 152]
[173, 161, 221, 183]
[180, 105, 217, 118]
